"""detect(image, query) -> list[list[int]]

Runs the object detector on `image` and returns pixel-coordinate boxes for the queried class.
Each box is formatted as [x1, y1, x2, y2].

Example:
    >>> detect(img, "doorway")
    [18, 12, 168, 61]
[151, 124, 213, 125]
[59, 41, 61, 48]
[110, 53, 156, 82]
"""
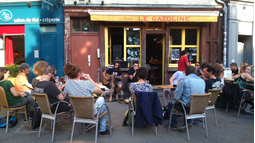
[4, 35, 25, 65]
[146, 34, 163, 85]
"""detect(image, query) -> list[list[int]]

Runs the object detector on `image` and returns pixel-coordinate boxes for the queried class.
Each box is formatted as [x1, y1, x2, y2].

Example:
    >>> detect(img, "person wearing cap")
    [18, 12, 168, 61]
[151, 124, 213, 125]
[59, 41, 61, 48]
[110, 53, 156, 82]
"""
[15, 63, 33, 94]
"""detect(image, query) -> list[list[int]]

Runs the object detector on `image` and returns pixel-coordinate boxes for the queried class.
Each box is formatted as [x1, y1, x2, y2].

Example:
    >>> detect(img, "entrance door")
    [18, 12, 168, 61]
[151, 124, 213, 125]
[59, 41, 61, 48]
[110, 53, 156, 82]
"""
[41, 33, 57, 69]
[146, 34, 164, 85]
[71, 34, 100, 81]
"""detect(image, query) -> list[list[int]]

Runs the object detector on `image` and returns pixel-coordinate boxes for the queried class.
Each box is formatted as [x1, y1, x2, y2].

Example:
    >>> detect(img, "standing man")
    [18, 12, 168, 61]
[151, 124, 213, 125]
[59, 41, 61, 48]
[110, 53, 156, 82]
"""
[168, 66, 205, 132]
[202, 64, 222, 93]
[103, 62, 123, 101]
[127, 61, 139, 89]
[15, 63, 33, 94]
[178, 50, 191, 71]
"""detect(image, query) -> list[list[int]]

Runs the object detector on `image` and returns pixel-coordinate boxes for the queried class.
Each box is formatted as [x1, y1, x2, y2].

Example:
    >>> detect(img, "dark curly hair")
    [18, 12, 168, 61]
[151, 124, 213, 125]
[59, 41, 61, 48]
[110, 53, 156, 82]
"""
[137, 67, 148, 80]
[33, 61, 49, 76]
[0, 67, 9, 81]
[63, 62, 81, 79]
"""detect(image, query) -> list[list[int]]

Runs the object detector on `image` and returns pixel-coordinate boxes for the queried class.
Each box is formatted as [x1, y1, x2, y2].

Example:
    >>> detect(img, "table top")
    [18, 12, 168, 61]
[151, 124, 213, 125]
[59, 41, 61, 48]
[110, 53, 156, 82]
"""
[154, 85, 176, 89]
[102, 89, 114, 94]
[224, 78, 234, 81]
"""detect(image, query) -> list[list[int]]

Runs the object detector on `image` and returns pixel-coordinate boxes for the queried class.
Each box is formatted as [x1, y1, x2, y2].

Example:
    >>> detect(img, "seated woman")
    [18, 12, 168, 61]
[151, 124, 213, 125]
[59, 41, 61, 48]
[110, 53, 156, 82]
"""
[0, 67, 36, 120]
[129, 67, 153, 96]
[234, 65, 254, 114]
[63, 62, 110, 137]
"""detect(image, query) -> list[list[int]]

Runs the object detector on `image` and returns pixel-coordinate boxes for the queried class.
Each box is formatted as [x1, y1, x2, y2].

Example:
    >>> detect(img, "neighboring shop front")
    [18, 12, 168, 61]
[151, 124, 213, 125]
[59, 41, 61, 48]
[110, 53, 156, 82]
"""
[0, 1, 64, 79]
[228, 1, 254, 66]
[64, 7, 223, 84]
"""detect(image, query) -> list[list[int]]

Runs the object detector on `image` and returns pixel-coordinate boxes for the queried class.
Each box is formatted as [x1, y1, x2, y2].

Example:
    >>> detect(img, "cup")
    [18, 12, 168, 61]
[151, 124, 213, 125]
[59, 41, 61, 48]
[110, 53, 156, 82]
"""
[55, 76, 59, 82]
[61, 77, 65, 82]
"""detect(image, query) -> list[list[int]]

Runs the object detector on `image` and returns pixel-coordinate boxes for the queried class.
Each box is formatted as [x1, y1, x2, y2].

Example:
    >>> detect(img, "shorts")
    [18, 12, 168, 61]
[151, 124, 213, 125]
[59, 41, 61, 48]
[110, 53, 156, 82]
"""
[109, 81, 123, 88]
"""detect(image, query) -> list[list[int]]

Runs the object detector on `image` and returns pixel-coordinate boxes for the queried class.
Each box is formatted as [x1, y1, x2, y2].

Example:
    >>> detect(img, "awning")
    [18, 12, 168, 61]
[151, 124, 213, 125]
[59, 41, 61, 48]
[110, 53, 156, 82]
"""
[88, 10, 219, 22]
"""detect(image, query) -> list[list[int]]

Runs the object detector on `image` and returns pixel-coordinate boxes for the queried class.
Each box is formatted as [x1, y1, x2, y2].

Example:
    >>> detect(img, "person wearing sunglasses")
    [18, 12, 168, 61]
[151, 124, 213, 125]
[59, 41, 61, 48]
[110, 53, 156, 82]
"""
[195, 62, 201, 76]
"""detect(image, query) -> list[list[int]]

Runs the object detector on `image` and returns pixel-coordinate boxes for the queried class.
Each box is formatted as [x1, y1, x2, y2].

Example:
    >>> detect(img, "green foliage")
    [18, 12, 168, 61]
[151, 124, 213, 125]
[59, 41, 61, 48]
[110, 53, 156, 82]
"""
[5, 64, 20, 78]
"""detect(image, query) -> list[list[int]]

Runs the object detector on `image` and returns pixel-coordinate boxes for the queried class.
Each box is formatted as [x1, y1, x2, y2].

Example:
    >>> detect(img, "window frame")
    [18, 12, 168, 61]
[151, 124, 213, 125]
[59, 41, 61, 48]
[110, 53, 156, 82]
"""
[168, 27, 200, 67]
[104, 26, 142, 68]
[71, 18, 99, 33]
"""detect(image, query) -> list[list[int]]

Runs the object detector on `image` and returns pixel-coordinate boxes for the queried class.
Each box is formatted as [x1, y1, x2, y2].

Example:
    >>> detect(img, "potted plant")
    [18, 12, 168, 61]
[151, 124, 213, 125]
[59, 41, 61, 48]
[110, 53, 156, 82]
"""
[5, 64, 20, 83]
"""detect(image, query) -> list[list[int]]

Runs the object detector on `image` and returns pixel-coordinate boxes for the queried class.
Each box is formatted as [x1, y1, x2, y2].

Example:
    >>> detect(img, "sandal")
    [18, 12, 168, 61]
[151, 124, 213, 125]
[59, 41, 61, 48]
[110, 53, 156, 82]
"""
[65, 114, 70, 119]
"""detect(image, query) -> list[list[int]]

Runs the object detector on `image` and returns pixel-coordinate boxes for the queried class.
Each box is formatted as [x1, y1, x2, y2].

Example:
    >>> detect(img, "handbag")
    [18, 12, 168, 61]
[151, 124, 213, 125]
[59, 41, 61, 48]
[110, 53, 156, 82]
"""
[31, 107, 42, 129]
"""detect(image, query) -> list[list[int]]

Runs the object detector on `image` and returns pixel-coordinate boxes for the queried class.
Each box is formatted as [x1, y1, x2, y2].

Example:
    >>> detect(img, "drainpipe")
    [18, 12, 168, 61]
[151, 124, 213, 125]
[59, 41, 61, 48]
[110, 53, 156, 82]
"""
[215, 0, 228, 67]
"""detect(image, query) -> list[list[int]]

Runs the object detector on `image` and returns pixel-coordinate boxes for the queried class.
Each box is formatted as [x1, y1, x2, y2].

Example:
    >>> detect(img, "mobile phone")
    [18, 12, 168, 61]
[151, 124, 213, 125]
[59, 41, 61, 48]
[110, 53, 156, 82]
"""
[173, 85, 177, 87]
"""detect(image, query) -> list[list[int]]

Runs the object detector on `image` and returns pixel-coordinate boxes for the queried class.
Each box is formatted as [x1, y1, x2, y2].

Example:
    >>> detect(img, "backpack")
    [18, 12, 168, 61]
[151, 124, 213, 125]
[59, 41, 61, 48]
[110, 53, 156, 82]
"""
[0, 115, 17, 128]
[122, 110, 135, 126]
[31, 107, 42, 129]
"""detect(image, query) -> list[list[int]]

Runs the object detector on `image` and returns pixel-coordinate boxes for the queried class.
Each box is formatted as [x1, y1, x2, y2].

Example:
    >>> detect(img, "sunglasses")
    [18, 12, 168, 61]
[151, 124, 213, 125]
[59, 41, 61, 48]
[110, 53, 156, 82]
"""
[195, 64, 200, 66]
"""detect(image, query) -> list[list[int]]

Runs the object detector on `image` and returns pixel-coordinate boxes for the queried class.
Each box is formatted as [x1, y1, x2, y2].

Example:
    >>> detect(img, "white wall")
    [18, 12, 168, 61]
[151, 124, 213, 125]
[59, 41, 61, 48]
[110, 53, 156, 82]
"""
[64, 0, 220, 5]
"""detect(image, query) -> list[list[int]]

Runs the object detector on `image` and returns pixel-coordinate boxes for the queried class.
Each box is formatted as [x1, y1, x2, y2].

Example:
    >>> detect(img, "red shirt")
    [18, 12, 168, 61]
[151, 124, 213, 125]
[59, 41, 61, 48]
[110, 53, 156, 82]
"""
[178, 56, 189, 71]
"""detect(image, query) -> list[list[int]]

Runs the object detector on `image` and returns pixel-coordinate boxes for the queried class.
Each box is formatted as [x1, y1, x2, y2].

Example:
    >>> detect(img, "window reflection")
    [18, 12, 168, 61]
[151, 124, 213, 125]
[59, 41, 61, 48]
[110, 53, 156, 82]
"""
[170, 29, 182, 45]
[126, 28, 140, 45]
[185, 29, 197, 45]
[185, 48, 197, 63]
[73, 19, 80, 32]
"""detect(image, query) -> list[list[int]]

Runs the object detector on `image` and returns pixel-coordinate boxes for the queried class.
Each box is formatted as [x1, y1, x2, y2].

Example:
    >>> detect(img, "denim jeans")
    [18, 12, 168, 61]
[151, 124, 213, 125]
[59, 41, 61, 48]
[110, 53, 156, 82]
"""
[94, 97, 107, 132]
[168, 101, 191, 127]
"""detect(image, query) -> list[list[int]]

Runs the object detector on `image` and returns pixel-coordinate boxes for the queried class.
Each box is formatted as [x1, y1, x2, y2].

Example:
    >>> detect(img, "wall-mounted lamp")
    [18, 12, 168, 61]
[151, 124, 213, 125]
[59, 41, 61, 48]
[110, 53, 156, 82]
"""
[86, 0, 91, 5]
[101, 1, 104, 6]
[74, 1, 77, 6]
[27, 2, 32, 7]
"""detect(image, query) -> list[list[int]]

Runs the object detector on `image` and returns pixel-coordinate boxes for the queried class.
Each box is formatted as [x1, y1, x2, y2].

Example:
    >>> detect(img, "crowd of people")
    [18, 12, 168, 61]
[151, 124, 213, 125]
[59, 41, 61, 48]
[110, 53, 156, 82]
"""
[0, 48, 253, 135]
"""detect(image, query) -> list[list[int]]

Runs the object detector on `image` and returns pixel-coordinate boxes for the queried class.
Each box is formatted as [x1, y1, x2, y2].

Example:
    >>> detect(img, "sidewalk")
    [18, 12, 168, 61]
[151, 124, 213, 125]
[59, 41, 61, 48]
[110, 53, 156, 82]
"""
[0, 96, 254, 143]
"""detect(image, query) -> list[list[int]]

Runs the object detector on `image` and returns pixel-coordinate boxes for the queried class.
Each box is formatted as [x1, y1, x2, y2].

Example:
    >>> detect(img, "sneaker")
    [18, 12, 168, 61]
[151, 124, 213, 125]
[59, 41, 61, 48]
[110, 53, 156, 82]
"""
[99, 129, 110, 137]
[24, 117, 32, 123]
[178, 124, 192, 132]
[163, 123, 177, 130]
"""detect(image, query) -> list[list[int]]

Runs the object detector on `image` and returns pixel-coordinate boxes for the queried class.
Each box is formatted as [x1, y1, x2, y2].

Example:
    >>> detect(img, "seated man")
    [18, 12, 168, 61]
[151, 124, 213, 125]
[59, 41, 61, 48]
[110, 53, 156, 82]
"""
[34, 65, 71, 114]
[163, 71, 185, 107]
[168, 66, 205, 132]
[15, 63, 33, 94]
[202, 64, 222, 93]
[127, 61, 139, 89]
[103, 62, 123, 101]
[230, 62, 239, 76]
[63, 62, 110, 137]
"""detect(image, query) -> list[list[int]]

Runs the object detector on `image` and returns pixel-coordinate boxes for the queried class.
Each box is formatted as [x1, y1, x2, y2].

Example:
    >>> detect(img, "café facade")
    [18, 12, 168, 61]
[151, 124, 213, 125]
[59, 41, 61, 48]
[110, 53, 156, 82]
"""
[0, 1, 65, 79]
[64, 1, 224, 84]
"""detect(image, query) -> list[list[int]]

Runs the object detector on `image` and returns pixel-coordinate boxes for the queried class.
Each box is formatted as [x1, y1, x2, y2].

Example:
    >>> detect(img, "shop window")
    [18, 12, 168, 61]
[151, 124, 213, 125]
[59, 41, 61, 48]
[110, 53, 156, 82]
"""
[105, 27, 141, 68]
[41, 25, 56, 32]
[72, 18, 99, 32]
[168, 27, 200, 67]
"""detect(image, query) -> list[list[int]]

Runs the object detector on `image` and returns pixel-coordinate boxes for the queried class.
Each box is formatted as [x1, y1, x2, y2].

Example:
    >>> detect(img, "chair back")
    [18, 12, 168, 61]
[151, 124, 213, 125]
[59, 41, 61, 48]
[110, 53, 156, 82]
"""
[208, 89, 221, 106]
[69, 95, 94, 119]
[0, 87, 9, 109]
[133, 91, 138, 111]
[189, 93, 211, 115]
[34, 93, 53, 115]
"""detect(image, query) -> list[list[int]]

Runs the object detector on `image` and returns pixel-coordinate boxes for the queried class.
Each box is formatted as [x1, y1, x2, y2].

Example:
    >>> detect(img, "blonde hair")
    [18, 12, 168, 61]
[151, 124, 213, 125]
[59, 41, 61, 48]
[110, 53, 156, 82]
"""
[240, 62, 248, 73]
[33, 61, 49, 76]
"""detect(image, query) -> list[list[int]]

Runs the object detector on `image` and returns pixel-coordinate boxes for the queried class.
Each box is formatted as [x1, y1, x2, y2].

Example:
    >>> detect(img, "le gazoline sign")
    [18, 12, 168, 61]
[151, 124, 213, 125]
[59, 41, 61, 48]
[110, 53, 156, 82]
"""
[88, 10, 219, 22]
[42, 0, 55, 11]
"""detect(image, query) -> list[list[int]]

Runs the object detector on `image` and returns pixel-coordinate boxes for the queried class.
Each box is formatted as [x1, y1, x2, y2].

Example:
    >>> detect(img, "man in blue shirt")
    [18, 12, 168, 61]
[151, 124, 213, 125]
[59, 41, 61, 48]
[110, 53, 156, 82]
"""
[168, 66, 205, 132]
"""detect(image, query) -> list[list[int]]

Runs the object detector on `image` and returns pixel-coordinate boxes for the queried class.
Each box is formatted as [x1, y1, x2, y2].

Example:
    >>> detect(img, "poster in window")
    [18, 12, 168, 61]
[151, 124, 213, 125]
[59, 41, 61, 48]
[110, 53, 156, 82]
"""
[171, 49, 180, 60]
[127, 47, 140, 67]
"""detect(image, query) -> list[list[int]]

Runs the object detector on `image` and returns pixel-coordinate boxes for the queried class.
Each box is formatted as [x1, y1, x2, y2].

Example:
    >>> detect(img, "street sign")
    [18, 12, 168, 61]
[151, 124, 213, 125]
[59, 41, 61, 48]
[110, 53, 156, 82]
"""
[42, 0, 55, 11]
